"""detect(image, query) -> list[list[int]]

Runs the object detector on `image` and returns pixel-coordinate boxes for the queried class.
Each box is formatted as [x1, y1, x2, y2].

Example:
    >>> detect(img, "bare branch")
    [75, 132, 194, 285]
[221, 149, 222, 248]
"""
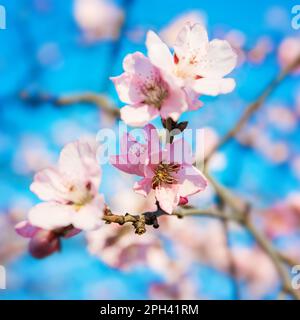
[20, 91, 120, 118]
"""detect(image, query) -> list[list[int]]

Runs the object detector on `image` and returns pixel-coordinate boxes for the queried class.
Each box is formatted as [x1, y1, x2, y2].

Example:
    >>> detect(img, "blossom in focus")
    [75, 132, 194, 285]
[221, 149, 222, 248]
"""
[16, 220, 80, 259]
[111, 124, 207, 214]
[74, 0, 124, 42]
[146, 23, 237, 96]
[111, 52, 190, 126]
[28, 139, 105, 231]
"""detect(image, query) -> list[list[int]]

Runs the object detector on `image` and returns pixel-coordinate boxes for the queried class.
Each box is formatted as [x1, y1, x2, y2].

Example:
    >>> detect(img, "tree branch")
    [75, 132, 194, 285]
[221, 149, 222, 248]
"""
[205, 53, 300, 162]
[20, 91, 120, 118]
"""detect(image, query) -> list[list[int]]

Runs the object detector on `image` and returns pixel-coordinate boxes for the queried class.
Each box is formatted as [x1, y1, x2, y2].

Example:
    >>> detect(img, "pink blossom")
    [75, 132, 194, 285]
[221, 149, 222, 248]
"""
[232, 247, 278, 298]
[146, 23, 237, 96]
[111, 52, 190, 126]
[16, 220, 80, 259]
[28, 139, 105, 231]
[86, 224, 167, 271]
[149, 277, 198, 300]
[74, 0, 124, 42]
[278, 37, 300, 74]
[159, 11, 207, 47]
[111, 124, 207, 214]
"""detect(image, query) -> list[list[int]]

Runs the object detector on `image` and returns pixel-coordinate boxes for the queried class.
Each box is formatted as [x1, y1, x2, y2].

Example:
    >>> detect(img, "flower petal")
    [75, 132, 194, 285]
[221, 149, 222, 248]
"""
[71, 195, 105, 230]
[159, 75, 188, 121]
[146, 31, 174, 73]
[123, 52, 157, 82]
[28, 202, 73, 230]
[30, 168, 69, 203]
[133, 178, 152, 197]
[15, 221, 40, 238]
[178, 165, 208, 197]
[192, 77, 236, 96]
[110, 154, 145, 176]
[120, 104, 158, 127]
[155, 185, 180, 214]
[110, 74, 141, 104]
[196, 39, 237, 78]
[184, 88, 203, 111]
[29, 230, 60, 259]
[58, 140, 101, 191]
[174, 23, 209, 59]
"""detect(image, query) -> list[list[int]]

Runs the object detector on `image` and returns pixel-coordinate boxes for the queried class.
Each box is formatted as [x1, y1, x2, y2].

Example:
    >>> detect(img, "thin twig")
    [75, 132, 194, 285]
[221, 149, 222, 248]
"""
[217, 197, 241, 300]
[205, 53, 300, 162]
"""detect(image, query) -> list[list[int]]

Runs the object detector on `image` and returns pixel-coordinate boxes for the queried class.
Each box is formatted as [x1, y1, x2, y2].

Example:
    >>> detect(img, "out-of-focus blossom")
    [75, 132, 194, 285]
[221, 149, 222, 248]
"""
[291, 157, 300, 181]
[13, 135, 55, 175]
[111, 52, 190, 126]
[16, 220, 80, 259]
[110, 185, 157, 215]
[224, 30, 247, 66]
[74, 0, 124, 42]
[248, 36, 273, 64]
[149, 276, 198, 300]
[146, 23, 237, 96]
[266, 105, 297, 133]
[232, 247, 278, 297]
[28, 139, 105, 231]
[259, 202, 300, 238]
[238, 126, 289, 164]
[160, 11, 207, 47]
[111, 124, 207, 214]
[0, 210, 28, 263]
[160, 218, 230, 270]
[296, 93, 300, 117]
[160, 216, 277, 298]
[201, 126, 219, 156]
[259, 141, 289, 164]
[195, 126, 226, 172]
[278, 37, 300, 74]
[86, 224, 169, 272]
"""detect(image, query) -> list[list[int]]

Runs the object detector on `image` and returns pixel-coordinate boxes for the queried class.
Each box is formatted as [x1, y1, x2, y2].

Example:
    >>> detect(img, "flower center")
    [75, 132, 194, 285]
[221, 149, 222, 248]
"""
[66, 181, 94, 210]
[152, 162, 181, 189]
[141, 80, 169, 109]
[173, 53, 200, 79]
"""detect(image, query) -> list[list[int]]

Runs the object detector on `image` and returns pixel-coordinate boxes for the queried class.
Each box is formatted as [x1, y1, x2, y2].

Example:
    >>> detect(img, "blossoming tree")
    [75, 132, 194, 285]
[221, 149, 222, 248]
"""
[17, 21, 300, 300]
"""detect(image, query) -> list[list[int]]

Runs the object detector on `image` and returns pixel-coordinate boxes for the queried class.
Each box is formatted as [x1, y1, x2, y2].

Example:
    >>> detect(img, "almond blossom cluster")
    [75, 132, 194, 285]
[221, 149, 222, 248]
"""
[110, 124, 207, 214]
[16, 23, 237, 261]
[112, 22, 237, 126]
[16, 139, 105, 258]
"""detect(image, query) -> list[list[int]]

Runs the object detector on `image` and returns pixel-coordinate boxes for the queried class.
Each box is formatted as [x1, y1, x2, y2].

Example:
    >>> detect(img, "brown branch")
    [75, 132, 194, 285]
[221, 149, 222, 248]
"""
[277, 252, 300, 268]
[20, 91, 120, 118]
[205, 53, 300, 162]
[102, 208, 160, 235]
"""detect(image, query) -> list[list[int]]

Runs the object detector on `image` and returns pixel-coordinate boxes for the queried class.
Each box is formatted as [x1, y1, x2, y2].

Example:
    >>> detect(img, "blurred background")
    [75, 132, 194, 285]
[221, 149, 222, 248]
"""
[0, 0, 300, 299]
